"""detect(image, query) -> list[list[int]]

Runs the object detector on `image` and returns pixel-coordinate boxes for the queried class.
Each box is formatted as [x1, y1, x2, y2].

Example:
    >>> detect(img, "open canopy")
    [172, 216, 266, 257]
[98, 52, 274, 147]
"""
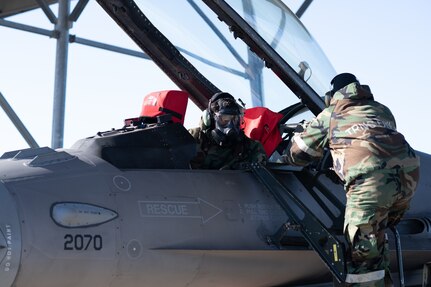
[98, 0, 335, 116]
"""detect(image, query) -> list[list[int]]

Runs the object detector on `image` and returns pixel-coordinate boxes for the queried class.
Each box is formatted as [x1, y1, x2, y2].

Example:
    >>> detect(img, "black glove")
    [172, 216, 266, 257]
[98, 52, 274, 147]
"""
[294, 120, 310, 133]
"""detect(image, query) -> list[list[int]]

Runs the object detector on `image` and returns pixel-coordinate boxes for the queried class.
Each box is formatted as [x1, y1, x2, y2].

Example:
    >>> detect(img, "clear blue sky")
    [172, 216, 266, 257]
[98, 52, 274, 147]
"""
[0, 1, 430, 155]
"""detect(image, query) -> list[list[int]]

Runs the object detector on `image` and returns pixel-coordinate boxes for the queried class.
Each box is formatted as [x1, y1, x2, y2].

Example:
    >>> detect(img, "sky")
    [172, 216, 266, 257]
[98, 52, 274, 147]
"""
[0, 1, 430, 155]
[298, 1, 431, 155]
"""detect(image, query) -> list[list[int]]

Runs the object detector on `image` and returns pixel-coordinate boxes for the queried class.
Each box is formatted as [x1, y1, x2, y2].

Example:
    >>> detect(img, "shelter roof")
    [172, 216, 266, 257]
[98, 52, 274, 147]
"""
[0, 0, 58, 18]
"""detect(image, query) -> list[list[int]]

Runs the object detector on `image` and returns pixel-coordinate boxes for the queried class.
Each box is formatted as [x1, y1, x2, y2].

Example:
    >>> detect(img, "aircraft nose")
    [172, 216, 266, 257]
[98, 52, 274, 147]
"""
[0, 232, 6, 263]
[0, 183, 21, 287]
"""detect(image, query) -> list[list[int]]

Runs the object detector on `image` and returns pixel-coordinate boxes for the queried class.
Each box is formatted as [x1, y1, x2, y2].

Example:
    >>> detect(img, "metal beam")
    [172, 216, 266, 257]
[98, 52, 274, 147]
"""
[0, 18, 246, 80]
[203, 0, 325, 115]
[0, 92, 39, 148]
[97, 0, 220, 110]
[242, 0, 264, 107]
[35, 0, 58, 24]
[187, 0, 249, 73]
[0, 18, 56, 37]
[71, 35, 150, 59]
[69, 0, 90, 22]
[51, 0, 70, 149]
[1, 0, 251, 148]
[296, 0, 313, 19]
[177, 46, 247, 79]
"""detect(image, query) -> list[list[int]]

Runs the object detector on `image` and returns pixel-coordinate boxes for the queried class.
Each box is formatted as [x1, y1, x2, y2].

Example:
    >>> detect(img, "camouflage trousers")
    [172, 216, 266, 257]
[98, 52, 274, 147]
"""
[343, 165, 419, 287]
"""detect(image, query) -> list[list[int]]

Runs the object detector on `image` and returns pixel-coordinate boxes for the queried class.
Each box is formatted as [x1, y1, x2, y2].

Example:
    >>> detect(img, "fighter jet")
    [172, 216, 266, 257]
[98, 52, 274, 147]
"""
[1, 1, 430, 286]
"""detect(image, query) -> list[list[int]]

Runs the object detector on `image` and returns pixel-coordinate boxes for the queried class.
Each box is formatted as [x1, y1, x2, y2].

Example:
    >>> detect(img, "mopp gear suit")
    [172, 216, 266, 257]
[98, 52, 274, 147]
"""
[189, 92, 266, 170]
[286, 74, 420, 286]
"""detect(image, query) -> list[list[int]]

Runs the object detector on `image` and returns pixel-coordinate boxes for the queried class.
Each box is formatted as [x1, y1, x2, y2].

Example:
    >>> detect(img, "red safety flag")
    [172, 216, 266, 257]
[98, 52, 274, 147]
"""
[241, 107, 283, 157]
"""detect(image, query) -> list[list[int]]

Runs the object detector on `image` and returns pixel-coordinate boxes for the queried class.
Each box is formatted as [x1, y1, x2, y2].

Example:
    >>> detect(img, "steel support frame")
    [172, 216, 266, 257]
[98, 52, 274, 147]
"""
[1, 0, 311, 148]
[0, 0, 247, 148]
[51, 0, 70, 148]
[0, 92, 39, 148]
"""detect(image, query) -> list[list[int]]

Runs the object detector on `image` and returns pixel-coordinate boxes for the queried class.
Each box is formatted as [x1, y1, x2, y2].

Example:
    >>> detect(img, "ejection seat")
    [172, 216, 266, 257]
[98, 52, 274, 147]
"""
[138, 90, 189, 125]
[72, 90, 196, 169]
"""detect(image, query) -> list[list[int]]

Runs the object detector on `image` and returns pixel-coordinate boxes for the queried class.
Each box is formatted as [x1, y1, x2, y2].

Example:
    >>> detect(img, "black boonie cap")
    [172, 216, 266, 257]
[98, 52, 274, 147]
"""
[330, 73, 359, 93]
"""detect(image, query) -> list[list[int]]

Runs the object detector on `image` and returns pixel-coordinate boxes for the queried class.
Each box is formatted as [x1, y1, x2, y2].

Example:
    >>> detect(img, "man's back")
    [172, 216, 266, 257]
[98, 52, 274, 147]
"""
[327, 82, 418, 184]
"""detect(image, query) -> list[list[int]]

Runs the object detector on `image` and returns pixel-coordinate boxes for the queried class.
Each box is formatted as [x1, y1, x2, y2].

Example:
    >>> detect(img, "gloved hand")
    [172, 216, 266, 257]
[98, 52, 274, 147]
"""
[294, 120, 310, 133]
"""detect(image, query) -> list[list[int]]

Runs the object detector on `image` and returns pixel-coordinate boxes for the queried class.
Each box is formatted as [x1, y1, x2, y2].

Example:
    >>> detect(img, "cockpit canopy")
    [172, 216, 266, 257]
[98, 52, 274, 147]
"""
[133, 0, 335, 113]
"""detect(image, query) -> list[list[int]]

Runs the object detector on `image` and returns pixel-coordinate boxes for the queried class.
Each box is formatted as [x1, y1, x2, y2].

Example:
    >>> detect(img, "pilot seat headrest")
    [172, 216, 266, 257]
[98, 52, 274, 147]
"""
[140, 90, 189, 125]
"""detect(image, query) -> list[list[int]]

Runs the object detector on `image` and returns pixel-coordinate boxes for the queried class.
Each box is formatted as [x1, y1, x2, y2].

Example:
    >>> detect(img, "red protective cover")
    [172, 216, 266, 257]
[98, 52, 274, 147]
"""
[140, 90, 189, 124]
[241, 107, 283, 157]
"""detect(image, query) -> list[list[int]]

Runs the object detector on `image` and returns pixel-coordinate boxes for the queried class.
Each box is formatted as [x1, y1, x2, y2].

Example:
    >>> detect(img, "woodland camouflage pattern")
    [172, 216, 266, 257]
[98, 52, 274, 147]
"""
[288, 82, 419, 187]
[189, 126, 267, 170]
[287, 82, 420, 286]
[344, 167, 419, 286]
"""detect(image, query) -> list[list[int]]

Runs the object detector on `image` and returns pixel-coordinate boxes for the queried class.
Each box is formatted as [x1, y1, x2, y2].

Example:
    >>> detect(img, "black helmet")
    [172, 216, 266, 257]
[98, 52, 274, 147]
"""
[206, 92, 243, 146]
[330, 73, 359, 94]
[209, 92, 240, 115]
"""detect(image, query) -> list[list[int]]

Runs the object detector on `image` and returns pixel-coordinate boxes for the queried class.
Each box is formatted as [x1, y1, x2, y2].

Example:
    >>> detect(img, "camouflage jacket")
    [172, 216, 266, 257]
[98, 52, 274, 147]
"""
[189, 127, 267, 170]
[288, 82, 419, 186]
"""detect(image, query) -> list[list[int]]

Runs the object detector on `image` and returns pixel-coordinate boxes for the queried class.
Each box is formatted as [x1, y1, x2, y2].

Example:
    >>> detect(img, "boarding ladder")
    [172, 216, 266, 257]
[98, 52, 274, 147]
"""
[250, 163, 406, 286]
[250, 162, 347, 283]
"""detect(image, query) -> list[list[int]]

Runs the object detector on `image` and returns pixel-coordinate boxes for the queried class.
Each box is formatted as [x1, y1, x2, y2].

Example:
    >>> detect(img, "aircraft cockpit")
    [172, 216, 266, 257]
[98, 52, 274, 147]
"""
[92, 0, 338, 166]
[107, 0, 336, 125]
[1, 1, 430, 287]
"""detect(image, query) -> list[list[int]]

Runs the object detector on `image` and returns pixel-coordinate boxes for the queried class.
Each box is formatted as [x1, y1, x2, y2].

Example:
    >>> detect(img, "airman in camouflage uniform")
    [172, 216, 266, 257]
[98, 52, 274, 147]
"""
[189, 92, 266, 170]
[285, 73, 420, 286]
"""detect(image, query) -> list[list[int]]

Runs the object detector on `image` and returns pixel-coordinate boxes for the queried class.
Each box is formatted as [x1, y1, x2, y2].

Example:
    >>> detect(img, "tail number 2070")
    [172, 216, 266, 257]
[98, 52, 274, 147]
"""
[64, 234, 103, 251]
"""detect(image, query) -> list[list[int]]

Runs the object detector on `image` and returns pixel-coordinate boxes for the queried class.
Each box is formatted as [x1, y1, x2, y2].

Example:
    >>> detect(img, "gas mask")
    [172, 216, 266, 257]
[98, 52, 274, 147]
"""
[211, 112, 241, 146]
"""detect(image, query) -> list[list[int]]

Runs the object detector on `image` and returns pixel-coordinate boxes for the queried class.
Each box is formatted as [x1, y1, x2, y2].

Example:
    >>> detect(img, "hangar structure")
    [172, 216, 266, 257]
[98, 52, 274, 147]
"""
[0, 0, 312, 150]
